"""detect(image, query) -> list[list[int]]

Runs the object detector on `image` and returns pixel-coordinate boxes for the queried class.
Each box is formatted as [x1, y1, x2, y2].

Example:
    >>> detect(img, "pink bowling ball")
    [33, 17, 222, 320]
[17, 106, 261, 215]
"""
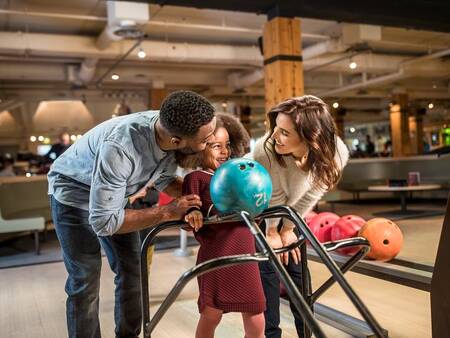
[304, 211, 318, 227]
[331, 215, 366, 255]
[309, 212, 340, 243]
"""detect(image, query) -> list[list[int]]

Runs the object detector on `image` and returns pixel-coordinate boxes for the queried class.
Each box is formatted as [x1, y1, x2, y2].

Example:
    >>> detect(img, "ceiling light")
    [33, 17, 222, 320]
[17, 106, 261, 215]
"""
[428, 103, 434, 109]
[70, 135, 77, 141]
[111, 73, 120, 80]
[138, 48, 146, 59]
[30, 136, 37, 142]
[349, 61, 357, 70]
[332, 102, 339, 109]
[38, 135, 44, 142]
[350, 127, 356, 133]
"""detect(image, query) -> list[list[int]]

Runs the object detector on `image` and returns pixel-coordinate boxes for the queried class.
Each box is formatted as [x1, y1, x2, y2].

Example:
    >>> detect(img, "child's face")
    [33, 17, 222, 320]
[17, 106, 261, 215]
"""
[203, 127, 231, 171]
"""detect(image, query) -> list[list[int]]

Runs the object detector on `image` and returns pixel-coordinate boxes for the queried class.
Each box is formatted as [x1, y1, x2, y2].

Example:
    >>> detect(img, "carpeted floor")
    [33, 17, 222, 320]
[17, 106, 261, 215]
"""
[0, 231, 199, 269]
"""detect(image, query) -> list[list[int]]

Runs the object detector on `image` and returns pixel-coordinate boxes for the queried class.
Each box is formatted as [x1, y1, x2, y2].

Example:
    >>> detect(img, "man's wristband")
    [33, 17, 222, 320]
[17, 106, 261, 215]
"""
[185, 206, 200, 215]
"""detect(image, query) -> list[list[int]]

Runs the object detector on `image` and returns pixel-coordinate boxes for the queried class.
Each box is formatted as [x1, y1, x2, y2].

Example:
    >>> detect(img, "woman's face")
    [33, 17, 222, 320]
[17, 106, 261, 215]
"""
[271, 113, 308, 157]
[203, 127, 231, 171]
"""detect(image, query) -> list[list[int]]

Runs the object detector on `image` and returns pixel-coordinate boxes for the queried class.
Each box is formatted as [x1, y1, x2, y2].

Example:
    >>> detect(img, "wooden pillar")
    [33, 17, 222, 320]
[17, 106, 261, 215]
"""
[263, 16, 304, 112]
[408, 109, 425, 155]
[149, 88, 167, 110]
[389, 93, 411, 157]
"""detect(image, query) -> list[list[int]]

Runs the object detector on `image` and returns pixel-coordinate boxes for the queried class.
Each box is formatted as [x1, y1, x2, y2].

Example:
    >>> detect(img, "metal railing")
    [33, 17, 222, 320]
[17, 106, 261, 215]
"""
[140, 205, 386, 338]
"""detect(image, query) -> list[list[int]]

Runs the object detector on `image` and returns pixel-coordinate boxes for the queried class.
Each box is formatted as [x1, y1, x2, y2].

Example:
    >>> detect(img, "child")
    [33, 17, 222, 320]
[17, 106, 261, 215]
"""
[181, 113, 266, 338]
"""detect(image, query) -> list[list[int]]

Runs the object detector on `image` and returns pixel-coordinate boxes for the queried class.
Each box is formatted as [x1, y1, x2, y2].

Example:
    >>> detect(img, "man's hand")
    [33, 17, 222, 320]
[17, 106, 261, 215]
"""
[164, 194, 202, 220]
[280, 226, 300, 265]
[184, 210, 203, 232]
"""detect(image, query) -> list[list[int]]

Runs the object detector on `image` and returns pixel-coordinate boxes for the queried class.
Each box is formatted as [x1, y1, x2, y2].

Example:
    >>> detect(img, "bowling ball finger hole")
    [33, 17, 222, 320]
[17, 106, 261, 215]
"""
[248, 162, 255, 168]
[239, 164, 246, 170]
[383, 239, 389, 245]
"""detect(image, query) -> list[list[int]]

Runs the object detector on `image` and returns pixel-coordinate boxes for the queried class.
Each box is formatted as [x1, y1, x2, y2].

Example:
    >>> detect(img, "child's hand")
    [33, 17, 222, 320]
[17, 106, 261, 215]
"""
[184, 210, 203, 232]
[129, 186, 149, 205]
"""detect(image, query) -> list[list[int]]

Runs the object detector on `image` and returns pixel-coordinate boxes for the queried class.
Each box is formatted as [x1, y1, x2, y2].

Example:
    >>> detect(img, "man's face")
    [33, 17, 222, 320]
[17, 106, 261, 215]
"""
[177, 117, 216, 155]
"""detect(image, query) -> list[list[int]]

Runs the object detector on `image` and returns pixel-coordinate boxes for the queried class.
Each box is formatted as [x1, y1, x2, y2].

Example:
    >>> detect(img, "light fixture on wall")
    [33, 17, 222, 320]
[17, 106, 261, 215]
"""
[30, 136, 37, 142]
[138, 48, 146, 59]
[349, 61, 357, 70]
[111, 73, 120, 80]
[350, 127, 356, 133]
[38, 135, 44, 142]
[428, 102, 434, 109]
[70, 134, 77, 141]
[332, 102, 339, 109]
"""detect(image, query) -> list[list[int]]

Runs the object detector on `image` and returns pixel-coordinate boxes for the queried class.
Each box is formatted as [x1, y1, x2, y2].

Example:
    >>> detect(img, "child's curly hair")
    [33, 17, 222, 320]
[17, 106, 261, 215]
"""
[176, 113, 250, 169]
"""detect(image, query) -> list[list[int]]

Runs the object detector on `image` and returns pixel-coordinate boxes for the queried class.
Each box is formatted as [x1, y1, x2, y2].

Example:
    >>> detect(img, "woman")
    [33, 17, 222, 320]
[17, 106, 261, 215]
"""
[253, 95, 349, 338]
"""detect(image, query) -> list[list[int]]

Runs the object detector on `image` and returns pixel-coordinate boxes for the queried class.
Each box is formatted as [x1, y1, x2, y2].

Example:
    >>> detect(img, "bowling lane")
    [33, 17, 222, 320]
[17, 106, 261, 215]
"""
[0, 248, 430, 338]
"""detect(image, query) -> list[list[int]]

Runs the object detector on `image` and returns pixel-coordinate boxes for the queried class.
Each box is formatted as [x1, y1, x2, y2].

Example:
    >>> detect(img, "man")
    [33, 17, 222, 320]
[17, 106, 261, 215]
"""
[45, 132, 71, 161]
[48, 90, 216, 338]
[365, 134, 375, 156]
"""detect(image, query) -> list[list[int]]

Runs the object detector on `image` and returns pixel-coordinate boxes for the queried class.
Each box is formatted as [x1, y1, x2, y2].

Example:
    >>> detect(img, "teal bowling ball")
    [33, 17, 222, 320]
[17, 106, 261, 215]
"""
[210, 158, 272, 217]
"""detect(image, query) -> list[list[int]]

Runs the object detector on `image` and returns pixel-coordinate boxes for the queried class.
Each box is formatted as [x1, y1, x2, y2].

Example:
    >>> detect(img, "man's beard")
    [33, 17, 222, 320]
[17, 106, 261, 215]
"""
[177, 146, 198, 155]
[175, 151, 202, 169]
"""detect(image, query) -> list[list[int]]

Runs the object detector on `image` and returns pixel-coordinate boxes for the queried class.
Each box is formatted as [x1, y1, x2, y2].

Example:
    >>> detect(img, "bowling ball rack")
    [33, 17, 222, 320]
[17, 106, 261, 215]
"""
[140, 205, 388, 338]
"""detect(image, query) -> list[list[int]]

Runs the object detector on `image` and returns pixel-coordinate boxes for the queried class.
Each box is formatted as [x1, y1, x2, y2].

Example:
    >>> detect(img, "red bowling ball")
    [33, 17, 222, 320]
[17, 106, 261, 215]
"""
[304, 211, 317, 227]
[309, 212, 340, 243]
[331, 215, 366, 255]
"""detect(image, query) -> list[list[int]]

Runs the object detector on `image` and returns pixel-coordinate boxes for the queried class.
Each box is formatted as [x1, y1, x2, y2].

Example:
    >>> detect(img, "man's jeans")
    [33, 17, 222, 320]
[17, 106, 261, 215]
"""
[50, 195, 142, 338]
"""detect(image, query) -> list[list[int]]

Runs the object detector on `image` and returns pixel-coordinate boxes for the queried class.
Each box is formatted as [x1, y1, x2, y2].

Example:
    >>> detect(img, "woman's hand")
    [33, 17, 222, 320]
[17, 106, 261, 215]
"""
[266, 227, 285, 261]
[279, 225, 301, 265]
[184, 210, 203, 232]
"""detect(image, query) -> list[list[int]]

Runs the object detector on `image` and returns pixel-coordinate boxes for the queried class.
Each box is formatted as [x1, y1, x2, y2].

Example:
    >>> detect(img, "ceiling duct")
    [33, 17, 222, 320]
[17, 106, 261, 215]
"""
[96, 1, 149, 50]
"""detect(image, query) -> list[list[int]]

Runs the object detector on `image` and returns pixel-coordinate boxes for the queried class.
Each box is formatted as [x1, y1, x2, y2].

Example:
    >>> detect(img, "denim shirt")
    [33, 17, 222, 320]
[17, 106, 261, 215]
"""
[48, 111, 177, 236]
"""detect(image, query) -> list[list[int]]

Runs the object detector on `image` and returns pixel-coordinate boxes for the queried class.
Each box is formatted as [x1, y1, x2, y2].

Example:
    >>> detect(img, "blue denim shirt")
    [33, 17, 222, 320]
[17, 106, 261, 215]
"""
[48, 111, 177, 236]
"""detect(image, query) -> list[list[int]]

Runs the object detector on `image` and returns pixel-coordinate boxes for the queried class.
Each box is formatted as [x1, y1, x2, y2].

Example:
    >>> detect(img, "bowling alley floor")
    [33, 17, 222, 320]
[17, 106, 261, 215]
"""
[1, 248, 431, 338]
[0, 198, 443, 338]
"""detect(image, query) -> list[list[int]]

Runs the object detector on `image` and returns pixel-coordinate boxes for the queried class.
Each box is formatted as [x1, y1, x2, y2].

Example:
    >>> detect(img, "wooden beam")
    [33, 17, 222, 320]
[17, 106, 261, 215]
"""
[389, 93, 410, 157]
[150, 88, 168, 110]
[263, 17, 304, 112]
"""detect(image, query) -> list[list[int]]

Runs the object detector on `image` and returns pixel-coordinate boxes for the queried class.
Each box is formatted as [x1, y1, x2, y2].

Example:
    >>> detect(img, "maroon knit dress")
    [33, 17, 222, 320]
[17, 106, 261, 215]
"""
[182, 170, 266, 313]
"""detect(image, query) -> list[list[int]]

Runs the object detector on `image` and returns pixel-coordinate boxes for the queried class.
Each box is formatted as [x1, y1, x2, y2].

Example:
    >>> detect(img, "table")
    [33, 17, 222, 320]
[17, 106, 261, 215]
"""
[368, 184, 443, 220]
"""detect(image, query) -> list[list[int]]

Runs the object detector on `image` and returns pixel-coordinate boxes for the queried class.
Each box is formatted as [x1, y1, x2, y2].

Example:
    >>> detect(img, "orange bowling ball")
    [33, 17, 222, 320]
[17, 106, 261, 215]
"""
[358, 218, 403, 261]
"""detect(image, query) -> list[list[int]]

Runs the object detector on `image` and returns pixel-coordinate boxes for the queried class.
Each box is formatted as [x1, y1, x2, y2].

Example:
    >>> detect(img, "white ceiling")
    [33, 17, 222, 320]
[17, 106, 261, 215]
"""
[0, 0, 449, 137]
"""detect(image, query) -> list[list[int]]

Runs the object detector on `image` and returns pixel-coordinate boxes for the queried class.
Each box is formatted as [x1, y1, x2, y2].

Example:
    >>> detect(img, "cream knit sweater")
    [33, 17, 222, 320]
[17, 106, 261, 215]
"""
[252, 135, 349, 229]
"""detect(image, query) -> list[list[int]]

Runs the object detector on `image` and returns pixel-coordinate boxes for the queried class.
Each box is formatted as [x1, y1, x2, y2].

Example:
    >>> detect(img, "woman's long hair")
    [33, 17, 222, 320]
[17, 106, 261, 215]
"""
[264, 95, 341, 190]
